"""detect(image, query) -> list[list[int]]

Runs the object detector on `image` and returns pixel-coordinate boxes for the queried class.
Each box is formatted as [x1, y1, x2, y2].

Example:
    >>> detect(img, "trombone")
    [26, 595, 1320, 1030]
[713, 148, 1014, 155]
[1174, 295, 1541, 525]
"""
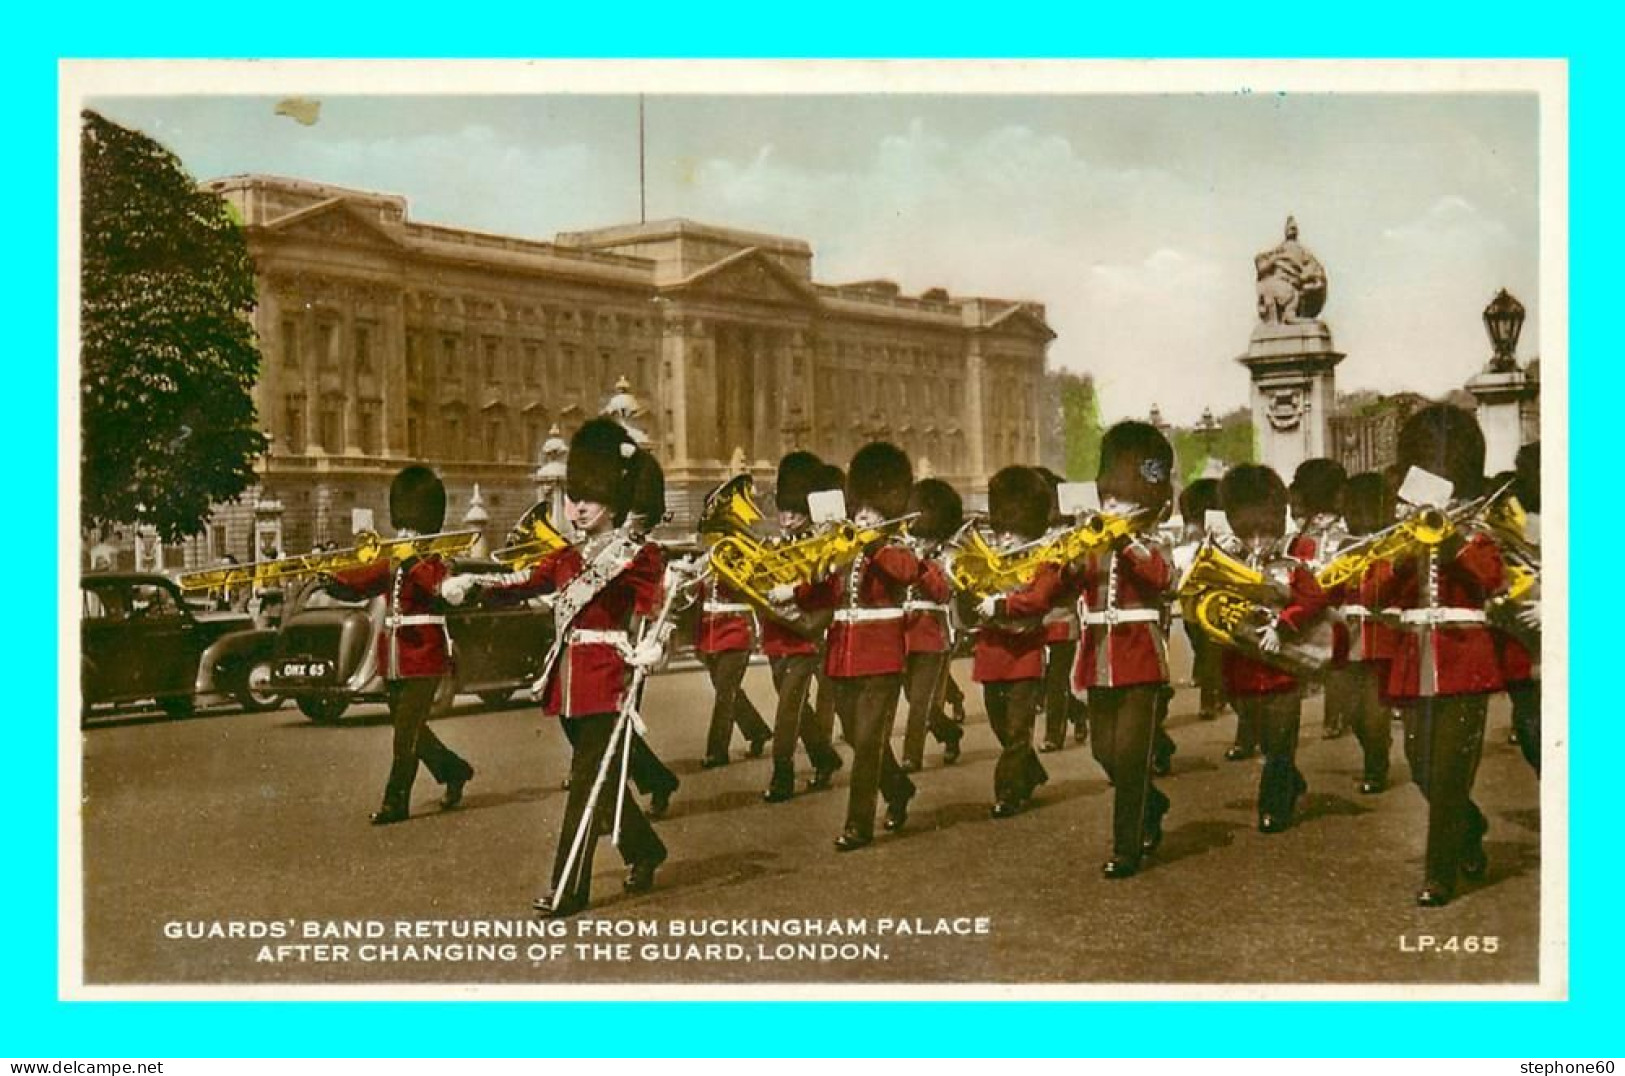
[177, 528, 482, 594]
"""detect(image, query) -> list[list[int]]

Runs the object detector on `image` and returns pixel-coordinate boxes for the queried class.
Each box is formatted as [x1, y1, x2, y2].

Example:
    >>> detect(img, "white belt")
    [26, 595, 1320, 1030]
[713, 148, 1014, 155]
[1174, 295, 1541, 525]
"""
[1342, 604, 1371, 617]
[703, 602, 754, 615]
[904, 601, 950, 614]
[569, 629, 631, 645]
[1399, 608, 1487, 625]
[1081, 609, 1161, 626]
[388, 614, 446, 627]
[834, 607, 905, 623]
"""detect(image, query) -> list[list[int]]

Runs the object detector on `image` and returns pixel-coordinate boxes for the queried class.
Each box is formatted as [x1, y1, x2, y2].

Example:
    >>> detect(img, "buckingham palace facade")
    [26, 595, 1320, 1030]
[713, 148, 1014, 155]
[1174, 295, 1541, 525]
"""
[195, 174, 1053, 558]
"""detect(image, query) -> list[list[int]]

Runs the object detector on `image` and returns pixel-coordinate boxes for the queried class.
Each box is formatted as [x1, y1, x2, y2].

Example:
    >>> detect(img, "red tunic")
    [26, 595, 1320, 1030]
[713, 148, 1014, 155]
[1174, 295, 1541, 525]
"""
[1069, 540, 1174, 691]
[327, 556, 451, 680]
[490, 540, 664, 718]
[695, 577, 756, 654]
[1377, 530, 1506, 699]
[974, 561, 1067, 684]
[1498, 632, 1536, 684]
[1221, 555, 1329, 697]
[903, 556, 955, 655]
[1043, 569, 1081, 645]
[794, 542, 922, 679]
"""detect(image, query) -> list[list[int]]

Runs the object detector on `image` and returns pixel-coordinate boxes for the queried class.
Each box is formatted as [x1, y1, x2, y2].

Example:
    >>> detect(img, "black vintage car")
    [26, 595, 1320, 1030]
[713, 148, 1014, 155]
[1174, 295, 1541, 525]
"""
[268, 562, 556, 723]
[80, 573, 282, 720]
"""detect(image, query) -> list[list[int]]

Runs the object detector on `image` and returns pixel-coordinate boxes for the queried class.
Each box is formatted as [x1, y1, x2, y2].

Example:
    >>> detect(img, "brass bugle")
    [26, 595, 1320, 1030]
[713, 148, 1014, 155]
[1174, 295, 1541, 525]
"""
[177, 528, 482, 594]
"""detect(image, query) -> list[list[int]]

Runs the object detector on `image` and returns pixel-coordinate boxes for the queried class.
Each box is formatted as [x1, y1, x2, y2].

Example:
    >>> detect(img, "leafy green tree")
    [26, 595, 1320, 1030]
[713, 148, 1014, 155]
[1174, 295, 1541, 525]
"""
[1170, 406, 1255, 486]
[81, 110, 267, 542]
[1056, 370, 1102, 480]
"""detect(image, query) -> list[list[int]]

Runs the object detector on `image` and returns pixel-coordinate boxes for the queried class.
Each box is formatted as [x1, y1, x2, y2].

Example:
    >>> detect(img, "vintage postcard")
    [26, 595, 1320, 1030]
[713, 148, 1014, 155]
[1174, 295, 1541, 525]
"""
[59, 59, 1567, 1000]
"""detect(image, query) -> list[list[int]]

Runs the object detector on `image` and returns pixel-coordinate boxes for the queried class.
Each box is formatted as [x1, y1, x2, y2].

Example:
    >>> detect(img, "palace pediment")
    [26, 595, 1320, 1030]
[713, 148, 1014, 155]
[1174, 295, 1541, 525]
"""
[261, 198, 406, 252]
[982, 303, 1058, 342]
[660, 247, 820, 310]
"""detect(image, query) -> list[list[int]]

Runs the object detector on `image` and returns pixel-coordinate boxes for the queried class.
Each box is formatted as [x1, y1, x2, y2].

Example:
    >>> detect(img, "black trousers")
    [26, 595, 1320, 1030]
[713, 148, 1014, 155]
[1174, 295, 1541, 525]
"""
[983, 678, 1048, 805]
[701, 650, 770, 761]
[943, 669, 966, 715]
[1402, 695, 1490, 892]
[1042, 640, 1088, 747]
[550, 711, 667, 907]
[768, 653, 841, 770]
[1508, 680, 1541, 775]
[901, 650, 963, 768]
[1184, 620, 1226, 718]
[381, 677, 471, 809]
[1234, 691, 1306, 819]
[1089, 685, 1168, 860]
[1338, 662, 1393, 783]
[831, 674, 913, 839]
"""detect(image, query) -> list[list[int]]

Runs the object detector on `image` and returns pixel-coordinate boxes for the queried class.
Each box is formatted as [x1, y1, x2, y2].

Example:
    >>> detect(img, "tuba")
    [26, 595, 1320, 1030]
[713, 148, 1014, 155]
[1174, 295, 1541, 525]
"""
[1180, 542, 1333, 678]
[698, 473, 765, 538]
[492, 502, 571, 571]
[177, 529, 482, 594]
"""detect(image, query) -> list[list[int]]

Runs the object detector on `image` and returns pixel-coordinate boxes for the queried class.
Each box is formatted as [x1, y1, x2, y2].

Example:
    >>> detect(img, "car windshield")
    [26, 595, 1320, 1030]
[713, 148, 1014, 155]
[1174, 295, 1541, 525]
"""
[283, 577, 372, 617]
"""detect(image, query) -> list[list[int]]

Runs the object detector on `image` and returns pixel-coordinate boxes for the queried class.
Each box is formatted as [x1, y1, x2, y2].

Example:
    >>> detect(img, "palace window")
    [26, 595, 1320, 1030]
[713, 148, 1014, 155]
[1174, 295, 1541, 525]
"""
[357, 401, 380, 455]
[284, 395, 306, 454]
[405, 332, 423, 382]
[317, 321, 338, 370]
[281, 318, 300, 369]
[318, 396, 343, 452]
[523, 341, 541, 386]
[484, 337, 501, 384]
[354, 324, 373, 374]
[441, 335, 460, 383]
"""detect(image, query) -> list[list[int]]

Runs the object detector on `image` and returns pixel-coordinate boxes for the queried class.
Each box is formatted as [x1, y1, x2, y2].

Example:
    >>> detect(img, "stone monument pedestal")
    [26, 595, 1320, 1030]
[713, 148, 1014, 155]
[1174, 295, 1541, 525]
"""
[1466, 366, 1539, 474]
[1238, 321, 1345, 479]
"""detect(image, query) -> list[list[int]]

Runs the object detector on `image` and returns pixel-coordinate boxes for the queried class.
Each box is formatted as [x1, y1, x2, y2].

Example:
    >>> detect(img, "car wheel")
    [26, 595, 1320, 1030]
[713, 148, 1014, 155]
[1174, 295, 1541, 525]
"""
[476, 688, 516, 709]
[296, 694, 350, 724]
[157, 695, 195, 719]
[235, 658, 283, 713]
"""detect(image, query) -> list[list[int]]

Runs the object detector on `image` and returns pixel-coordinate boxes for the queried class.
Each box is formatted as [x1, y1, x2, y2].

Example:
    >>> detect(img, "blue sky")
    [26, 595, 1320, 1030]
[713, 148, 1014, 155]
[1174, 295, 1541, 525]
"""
[89, 87, 1542, 426]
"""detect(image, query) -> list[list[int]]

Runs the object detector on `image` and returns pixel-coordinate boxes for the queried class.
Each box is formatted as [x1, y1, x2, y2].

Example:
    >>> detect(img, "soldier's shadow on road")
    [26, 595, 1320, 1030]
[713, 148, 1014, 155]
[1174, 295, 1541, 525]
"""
[662, 786, 774, 820]
[593, 848, 790, 912]
[1155, 819, 1250, 867]
[895, 776, 1113, 840]
[1499, 806, 1541, 834]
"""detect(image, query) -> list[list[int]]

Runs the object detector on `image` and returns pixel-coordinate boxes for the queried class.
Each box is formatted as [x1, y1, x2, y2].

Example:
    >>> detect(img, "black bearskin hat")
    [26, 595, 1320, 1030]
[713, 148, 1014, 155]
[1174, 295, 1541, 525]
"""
[1034, 466, 1065, 524]
[1098, 420, 1174, 511]
[1343, 471, 1394, 537]
[1179, 477, 1222, 523]
[567, 417, 664, 528]
[909, 479, 964, 543]
[389, 464, 446, 535]
[848, 441, 913, 518]
[1290, 458, 1348, 516]
[1220, 464, 1288, 541]
[1514, 441, 1541, 513]
[818, 464, 846, 495]
[1397, 403, 1486, 501]
[988, 466, 1052, 541]
[774, 450, 825, 515]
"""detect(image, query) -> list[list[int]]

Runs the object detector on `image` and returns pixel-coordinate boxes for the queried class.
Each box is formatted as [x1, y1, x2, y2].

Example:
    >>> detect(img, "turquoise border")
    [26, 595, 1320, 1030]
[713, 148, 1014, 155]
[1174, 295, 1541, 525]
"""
[14, 1, 1611, 1057]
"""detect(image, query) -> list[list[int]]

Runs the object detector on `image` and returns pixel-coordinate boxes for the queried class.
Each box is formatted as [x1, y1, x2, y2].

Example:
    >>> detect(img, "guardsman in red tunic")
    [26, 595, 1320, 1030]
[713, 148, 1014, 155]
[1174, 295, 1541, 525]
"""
[898, 478, 966, 771]
[695, 480, 772, 768]
[1068, 423, 1176, 877]
[1330, 471, 1401, 794]
[973, 466, 1066, 818]
[325, 465, 474, 826]
[1378, 405, 1508, 907]
[780, 442, 923, 851]
[1289, 459, 1354, 741]
[1496, 442, 1542, 775]
[474, 419, 671, 917]
[759, 452, 844, 802]
[1219, 464, 1330, 835]
[1035, 468, 1089, 754]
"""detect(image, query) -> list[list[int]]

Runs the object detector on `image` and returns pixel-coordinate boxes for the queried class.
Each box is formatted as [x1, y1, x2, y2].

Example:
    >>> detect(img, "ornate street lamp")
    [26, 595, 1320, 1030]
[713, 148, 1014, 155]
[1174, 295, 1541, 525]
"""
[1483, 288, 1526, 373]
[1148, 403, 1170, 433]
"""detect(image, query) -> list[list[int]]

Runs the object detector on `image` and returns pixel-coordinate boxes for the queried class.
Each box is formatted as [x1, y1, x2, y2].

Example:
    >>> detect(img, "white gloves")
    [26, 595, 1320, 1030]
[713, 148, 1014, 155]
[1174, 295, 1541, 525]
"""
[630, 640, 666, 672]
[441, 574, 479, 607]
[977, 595, 1000, 620]
[1516, 604, 1542, 631]
[1257, 623, 1283, 654]
[767, 583, 797, 606]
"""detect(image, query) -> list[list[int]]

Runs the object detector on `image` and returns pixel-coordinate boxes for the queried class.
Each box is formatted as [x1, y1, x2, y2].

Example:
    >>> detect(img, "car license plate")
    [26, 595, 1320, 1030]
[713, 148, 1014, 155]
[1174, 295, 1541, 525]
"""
[275, 658, 332, 682]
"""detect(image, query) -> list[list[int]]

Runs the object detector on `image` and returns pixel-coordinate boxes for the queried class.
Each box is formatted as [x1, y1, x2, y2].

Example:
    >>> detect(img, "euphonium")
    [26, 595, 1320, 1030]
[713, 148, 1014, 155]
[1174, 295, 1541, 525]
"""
[949, 510, 1150, 598]
[710, 514, 917, 609]
[492, 503, 571, 571]
[698, 473, 765, 537]
[176, 529, 481, 594]
[1179, 542, 1333, 678]
[1482, 492, 1541, 650]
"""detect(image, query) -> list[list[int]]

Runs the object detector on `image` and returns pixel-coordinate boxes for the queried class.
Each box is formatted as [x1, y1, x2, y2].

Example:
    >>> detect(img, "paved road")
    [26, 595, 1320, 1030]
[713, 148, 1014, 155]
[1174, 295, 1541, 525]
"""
[80, 659, 1544, 989]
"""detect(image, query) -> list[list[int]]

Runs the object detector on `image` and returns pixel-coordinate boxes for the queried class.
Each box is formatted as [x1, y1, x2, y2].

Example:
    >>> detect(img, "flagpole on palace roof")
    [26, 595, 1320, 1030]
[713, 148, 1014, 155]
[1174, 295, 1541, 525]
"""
[638, 94, 647, 225]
